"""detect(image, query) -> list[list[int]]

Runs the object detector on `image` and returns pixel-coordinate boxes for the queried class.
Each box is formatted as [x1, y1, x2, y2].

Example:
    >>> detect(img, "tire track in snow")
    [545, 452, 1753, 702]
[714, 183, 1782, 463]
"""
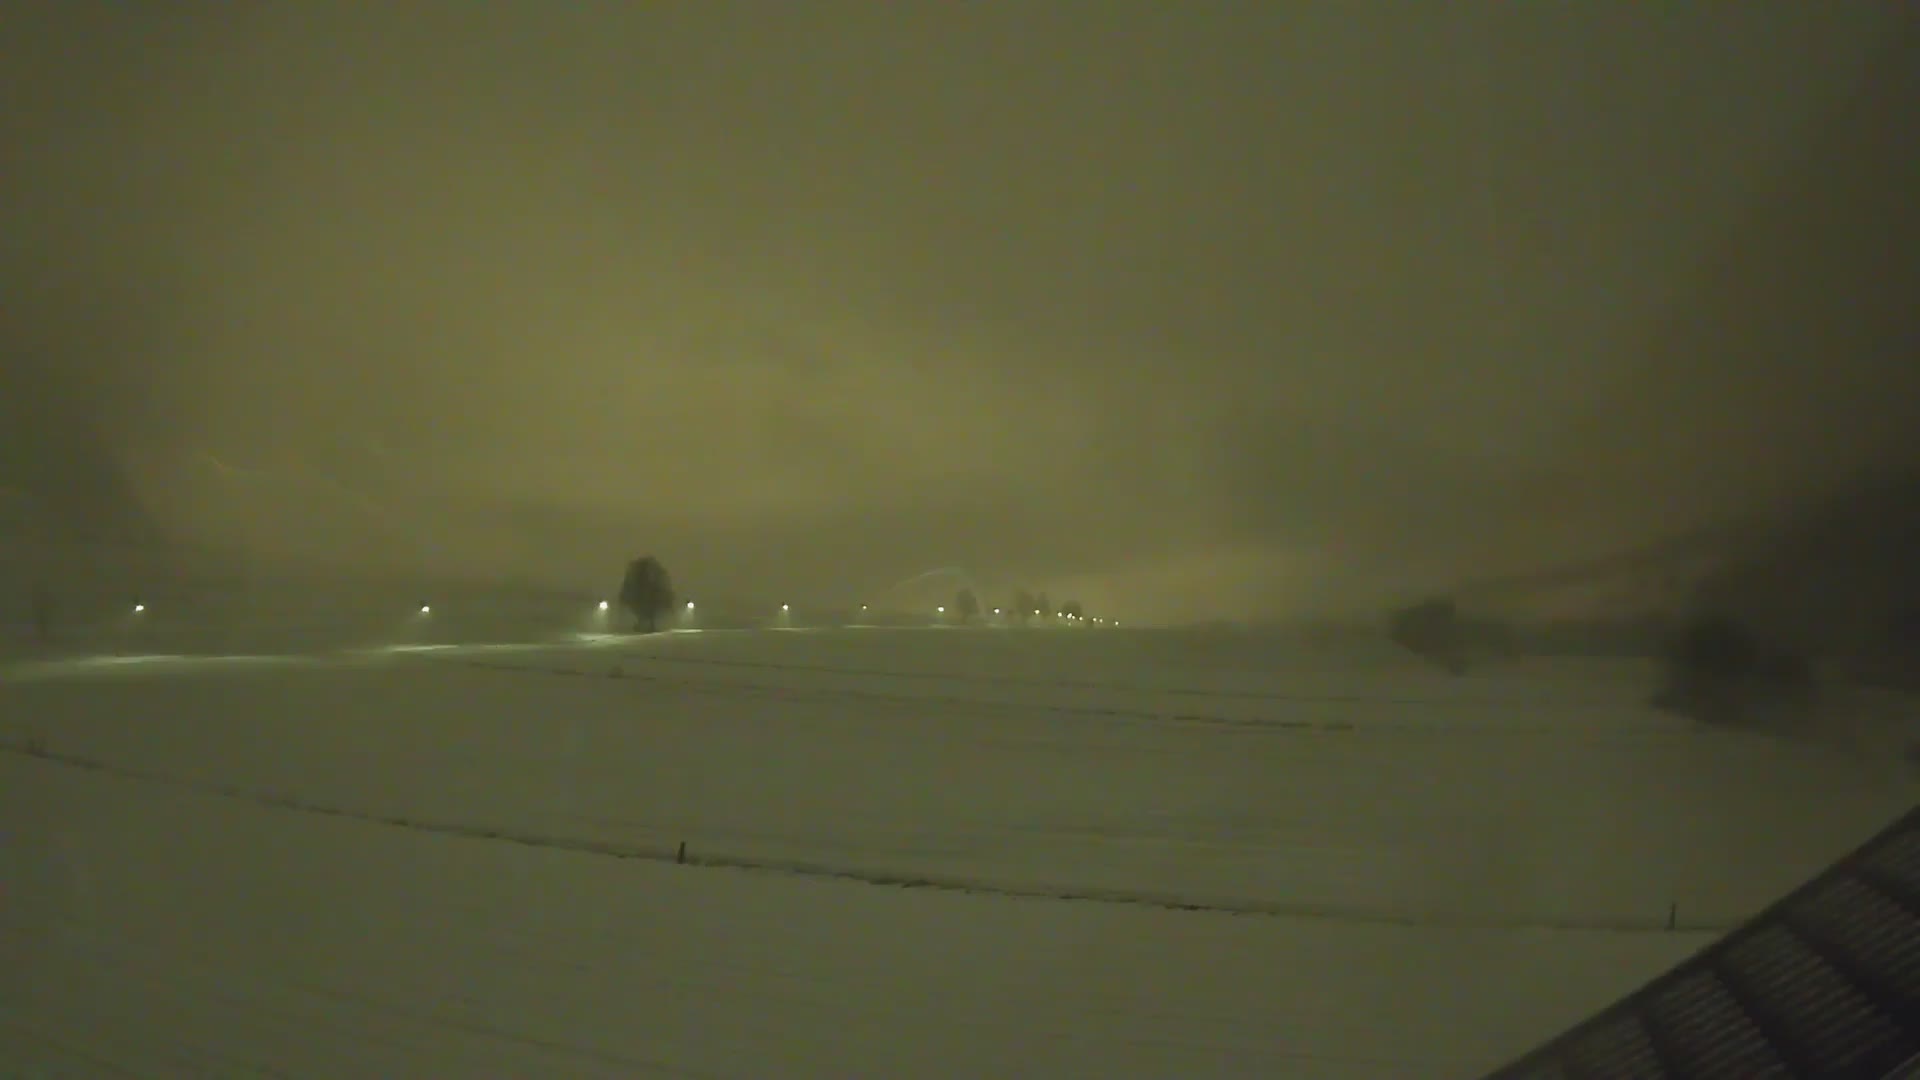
[592, 647, 1631, 708]
[445, 653, 1379, 735]
[432, 653, 1689, 741]
[3, 740, 1731, 935]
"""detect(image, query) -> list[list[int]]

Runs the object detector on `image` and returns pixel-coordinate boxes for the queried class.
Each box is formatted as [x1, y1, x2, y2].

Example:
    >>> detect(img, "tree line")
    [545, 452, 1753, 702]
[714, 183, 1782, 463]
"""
[614, 557, 1089, 633]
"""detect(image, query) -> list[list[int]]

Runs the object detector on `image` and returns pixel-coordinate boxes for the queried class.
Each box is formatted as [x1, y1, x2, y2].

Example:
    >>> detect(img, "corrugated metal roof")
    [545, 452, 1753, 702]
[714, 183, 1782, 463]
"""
[1485, 805, 1920, 1080]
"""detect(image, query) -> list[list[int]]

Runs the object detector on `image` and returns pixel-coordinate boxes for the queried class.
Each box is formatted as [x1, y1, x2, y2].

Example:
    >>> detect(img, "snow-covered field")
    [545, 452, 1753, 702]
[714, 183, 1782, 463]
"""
[3, 625, 1914, 1077]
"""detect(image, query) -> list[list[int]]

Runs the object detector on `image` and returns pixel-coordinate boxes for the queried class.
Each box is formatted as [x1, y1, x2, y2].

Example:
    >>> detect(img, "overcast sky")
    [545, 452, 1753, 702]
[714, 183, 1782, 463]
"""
[5, 2, 1916, 621]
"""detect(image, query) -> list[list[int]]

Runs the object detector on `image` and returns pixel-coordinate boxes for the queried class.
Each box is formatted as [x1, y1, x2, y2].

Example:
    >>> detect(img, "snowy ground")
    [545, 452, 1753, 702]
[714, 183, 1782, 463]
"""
[3, 626, 1915, 1077]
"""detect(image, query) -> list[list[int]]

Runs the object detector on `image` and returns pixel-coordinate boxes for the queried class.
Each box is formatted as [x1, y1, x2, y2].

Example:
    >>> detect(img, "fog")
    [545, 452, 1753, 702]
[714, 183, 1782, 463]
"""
[5, 3, 1916, 623]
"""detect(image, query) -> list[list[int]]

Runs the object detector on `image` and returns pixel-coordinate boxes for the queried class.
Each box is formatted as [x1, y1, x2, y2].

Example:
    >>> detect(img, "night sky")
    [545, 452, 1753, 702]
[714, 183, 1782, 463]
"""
[5, 3, 1916, 622]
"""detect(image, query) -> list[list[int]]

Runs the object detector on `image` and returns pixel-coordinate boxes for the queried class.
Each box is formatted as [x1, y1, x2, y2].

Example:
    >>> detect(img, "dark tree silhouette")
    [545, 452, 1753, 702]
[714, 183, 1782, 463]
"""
[1388, 596, 1469, 675]
[1010, 589, 1037, 625]
[1650, 613, 1813, 727]
[1035, 593, 1052, 621]
[618, 555, 676, 633]
[954, 587, 980, 623]
[1059, 600, 1085, 621]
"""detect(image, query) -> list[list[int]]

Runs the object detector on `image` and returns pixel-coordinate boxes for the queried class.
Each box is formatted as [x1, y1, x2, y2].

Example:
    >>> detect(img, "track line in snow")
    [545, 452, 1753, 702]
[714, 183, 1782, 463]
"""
[3, 740, 1732, 936]
[430, 653, 1689, 740]
[589, 647, 1632, 709]
[442, 654, 1356, 733]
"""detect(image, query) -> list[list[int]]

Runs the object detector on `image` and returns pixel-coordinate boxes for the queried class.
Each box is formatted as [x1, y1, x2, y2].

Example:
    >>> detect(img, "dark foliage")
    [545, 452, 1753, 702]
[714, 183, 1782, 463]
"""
[618, 555, 675, 633]
[1388, 596, 1469, 675]
[1010, 589, 1036, 625]
[1650, 613, 1814, 726]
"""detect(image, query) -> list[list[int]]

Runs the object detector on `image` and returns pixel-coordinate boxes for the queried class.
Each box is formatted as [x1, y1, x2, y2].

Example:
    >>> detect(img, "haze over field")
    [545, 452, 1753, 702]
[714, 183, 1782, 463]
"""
[5, 4, 1918, 627]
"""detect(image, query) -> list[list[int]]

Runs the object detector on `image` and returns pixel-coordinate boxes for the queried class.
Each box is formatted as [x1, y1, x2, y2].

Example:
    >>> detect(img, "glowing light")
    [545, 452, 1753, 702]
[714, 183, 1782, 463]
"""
[132, 603, 145, 613]
[781, 604, 790, 612]
[686, 601, 695, 610]
[597, 601, 610, 611]
[936, 606, 945, 614]
[419, 605, 432, 614]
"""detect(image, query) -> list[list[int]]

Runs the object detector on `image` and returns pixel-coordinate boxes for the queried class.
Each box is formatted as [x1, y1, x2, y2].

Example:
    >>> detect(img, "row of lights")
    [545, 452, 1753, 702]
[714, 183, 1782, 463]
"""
[595, 600, 697, 612]
[123, 600, 700, 616]
[851, 604, 1115, 622]
[934, 606, 1114, 625]
[124, 599, 1112, 625]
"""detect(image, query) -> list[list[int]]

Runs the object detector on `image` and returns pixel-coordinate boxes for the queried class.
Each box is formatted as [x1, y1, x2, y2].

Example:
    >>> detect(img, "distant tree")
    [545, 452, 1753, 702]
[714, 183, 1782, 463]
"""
[1011, 588, 1037, 625]
[1059, 600, 1085, 621]
[1650, 613, 1814, 727]
[954, 587, 980, 624]
[1035, 593, 1052, 621]
[618, 555, 676, 633]
[1388, 596, 1469, 675]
